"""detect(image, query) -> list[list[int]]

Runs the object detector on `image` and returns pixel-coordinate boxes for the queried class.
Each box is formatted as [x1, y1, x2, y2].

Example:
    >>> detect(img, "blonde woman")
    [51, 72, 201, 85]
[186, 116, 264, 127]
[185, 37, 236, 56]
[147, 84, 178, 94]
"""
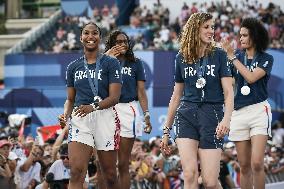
[160, 12, 234, 189]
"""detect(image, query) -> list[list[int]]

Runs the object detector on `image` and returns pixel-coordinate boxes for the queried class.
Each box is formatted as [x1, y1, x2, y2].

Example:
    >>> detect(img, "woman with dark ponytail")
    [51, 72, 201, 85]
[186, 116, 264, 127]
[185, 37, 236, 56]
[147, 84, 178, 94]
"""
[58, 22, 122, 189]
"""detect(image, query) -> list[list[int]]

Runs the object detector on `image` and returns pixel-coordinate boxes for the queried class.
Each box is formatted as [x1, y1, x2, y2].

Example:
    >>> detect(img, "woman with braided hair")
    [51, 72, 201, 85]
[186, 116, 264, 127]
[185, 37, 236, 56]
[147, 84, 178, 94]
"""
[160, 12, 234, 189]
[104, 30, 152, 189]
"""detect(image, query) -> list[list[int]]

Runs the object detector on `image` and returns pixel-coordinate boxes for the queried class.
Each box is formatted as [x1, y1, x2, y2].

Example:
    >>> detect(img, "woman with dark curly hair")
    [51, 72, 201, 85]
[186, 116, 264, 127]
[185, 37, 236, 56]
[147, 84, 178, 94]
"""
[222, 18, 273, 189]
[160, 12, 234, 188]
[104, 30, 152, 189]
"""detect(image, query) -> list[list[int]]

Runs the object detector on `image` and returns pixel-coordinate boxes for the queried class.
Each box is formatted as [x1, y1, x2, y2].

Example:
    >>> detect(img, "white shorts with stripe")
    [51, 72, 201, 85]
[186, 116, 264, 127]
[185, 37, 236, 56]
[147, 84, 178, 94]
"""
[68, 107, 120, 151]
[229, 100, 272, 141]
[115, 101, 143, 138]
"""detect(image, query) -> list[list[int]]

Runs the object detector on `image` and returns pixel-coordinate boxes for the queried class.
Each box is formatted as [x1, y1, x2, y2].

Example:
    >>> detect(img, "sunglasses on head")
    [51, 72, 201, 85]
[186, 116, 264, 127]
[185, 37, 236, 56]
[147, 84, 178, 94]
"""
[60, 155, 69, 160]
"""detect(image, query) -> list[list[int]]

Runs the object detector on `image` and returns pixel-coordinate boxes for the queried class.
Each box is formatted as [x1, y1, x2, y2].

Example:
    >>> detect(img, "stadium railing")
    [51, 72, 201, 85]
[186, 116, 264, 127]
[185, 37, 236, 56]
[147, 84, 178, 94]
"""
[6, 10, 62, 54]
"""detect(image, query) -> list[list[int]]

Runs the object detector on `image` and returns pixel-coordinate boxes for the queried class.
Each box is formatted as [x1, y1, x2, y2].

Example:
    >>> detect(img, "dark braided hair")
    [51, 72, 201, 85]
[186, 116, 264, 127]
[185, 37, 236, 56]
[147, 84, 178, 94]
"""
[105, 30, 136, 63]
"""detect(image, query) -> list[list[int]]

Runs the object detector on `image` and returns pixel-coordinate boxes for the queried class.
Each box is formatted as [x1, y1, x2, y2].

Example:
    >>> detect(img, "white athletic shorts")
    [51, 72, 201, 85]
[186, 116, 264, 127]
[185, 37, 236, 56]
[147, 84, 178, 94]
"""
[68, 106, 120, 151]
[115, 101, 143, 138]
[229, 100, 272, 141]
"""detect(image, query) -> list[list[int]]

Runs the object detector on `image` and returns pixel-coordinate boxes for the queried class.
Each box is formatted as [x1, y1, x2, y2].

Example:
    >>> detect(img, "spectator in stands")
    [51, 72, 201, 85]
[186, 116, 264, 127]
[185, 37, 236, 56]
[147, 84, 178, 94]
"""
[67, 30, 77, 50]
[222, 17, 273, 189]
[52, 41, 63, 53]
[149, 138, 161, 164]
[270, 148, 284, 174]
[272, 120, 284, 147]
[15, 144, 43, 189]
[110, 4, 119, 18]
[0, 140, 13, 188]
[104, 30, 152, 189]
[0, 139, 11, 159]
[224, 143, 240, 182]
[6, 152, 19, 189]
[161, 12, 233, 189]
[58, 22, 121, 189]
[35, 46, 43, 53]
[56, 27, 66, 41]
[92, 6, 100, 21]
[43, 143, 52, 157]
[132, 37, 144, 50]
[180, 2, 189, 23]
[50, 125, 69, 162]
[37, 143, 89, 189]
[220, 151, 237, 189]
[156, 142, 181, 188]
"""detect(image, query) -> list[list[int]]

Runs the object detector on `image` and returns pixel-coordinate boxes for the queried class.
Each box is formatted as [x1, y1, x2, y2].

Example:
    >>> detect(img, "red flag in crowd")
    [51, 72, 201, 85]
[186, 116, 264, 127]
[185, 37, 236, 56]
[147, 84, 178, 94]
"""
[18, 119, 25, 137]
[37, 125, 61, 142]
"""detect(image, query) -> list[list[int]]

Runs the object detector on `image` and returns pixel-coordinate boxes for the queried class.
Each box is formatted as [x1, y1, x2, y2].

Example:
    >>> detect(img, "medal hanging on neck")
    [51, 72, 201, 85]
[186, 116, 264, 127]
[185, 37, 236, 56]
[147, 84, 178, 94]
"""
[195, 57, 208, 100]
[241, 53, 258, 96]
[84, 54, 103, 102]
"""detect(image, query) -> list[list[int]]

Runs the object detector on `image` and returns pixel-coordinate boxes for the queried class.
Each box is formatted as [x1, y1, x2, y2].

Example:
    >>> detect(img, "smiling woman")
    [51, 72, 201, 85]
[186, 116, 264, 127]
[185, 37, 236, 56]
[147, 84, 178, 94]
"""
[58, 22, 122, 189]
[160, 12, 234, 189]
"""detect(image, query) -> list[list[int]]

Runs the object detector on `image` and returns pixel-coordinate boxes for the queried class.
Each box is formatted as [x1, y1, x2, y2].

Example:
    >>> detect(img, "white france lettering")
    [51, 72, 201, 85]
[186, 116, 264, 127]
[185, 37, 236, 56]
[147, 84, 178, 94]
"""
[184, 65, 217, 78]
[74, 71, 84, 81]
[74, 69, 103, 81]
[184, 67, 196, 78]
[248, 62, 257, 71]
[83, 71, 87, 79]
[121, 67, 132, 76]
[206, 65, 215, 76]
[227, 61, 231, 67]
[184, 67, 188, 78]
[247, 61, 260, 71]
[90, 70, 95, 78]
[98, 69, 102, 80]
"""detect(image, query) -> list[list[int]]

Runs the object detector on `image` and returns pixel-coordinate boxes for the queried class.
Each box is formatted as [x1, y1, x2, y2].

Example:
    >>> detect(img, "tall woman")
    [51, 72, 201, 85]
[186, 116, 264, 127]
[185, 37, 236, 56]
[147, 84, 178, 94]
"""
[222, 17, 273, 189]
[59, 22, 122, 189]
[105, 30, 152, 189]
[160, 12, 234, 189]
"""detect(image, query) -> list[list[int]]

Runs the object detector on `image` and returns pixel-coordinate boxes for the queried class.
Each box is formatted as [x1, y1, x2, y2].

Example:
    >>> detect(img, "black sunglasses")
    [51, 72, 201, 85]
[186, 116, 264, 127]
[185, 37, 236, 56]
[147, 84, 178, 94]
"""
[60, 155, 69, 160]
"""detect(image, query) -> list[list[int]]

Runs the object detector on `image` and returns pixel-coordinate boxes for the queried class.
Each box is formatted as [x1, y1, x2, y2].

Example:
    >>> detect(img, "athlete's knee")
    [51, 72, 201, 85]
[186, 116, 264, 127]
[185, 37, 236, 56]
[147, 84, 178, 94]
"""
[69, 165, 86, 182]
[202, 178, 219, 189]
[118, 159, 129, 173]
[104, 169, 118, 187]
[183, 168, 198, 183]
[239, 161, 251, 174]
[251, 160, 264, 173]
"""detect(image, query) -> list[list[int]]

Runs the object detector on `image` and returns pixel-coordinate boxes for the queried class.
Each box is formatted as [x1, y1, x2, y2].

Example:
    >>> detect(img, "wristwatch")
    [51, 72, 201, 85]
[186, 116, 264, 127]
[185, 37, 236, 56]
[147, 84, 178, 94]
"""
[91, 102, 100, 111]
[228, 56, 237, 63]
[143, 110, 150, 119]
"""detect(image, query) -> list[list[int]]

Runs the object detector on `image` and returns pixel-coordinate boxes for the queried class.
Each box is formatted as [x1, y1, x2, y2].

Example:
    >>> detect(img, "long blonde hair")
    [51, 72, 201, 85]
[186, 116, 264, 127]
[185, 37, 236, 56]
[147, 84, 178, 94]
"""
[179, 12, 215, 64]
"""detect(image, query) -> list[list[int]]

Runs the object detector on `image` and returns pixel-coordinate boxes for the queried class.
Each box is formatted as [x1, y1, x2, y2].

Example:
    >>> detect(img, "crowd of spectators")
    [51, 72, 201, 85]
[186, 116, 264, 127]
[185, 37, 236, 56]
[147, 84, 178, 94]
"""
[28, 0, 284, 54]
[0, 112, 284, 189]
[2, 1, 284, 189]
